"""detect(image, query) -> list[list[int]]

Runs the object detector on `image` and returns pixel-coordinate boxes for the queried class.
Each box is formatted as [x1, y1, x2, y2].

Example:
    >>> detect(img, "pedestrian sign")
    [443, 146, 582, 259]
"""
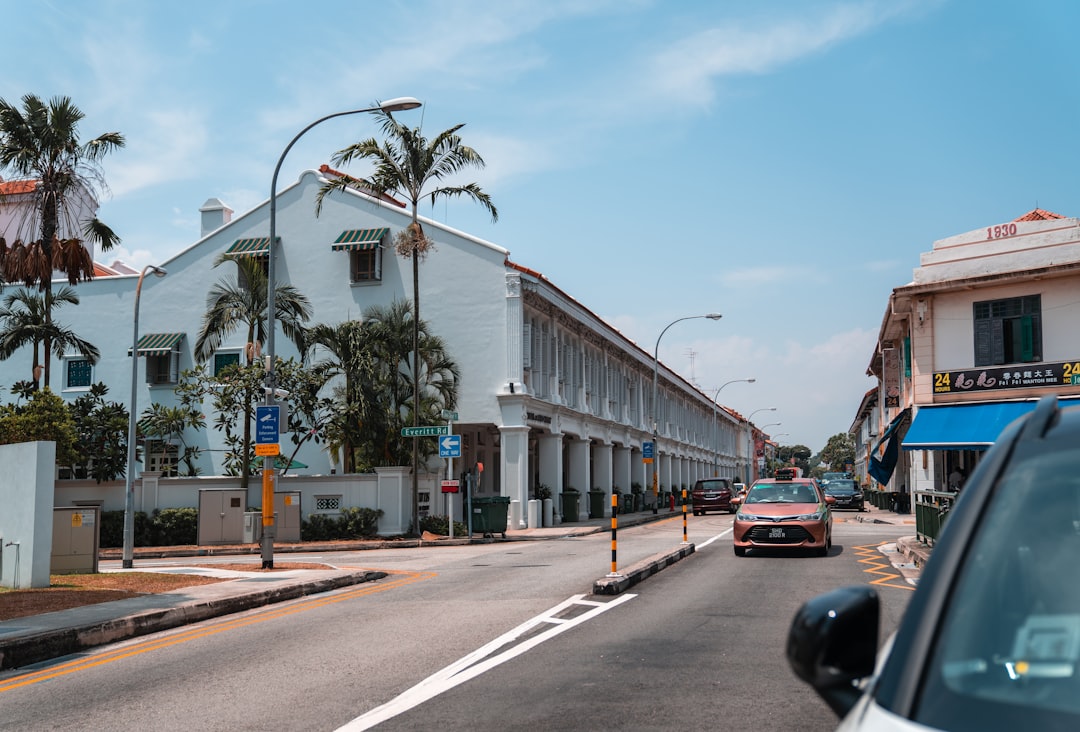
[439, 434, 461, 458]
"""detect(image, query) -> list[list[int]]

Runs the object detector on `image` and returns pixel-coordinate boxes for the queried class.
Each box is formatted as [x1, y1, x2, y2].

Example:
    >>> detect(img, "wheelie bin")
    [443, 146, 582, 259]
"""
[561, 491, 580, 522]
[588, 490, 606, 518]
[472, 495, 510, 537]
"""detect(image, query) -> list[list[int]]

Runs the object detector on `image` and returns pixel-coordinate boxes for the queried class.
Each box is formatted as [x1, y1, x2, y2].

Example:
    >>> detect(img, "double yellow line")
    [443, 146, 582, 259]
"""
[0, 569, 434, 693]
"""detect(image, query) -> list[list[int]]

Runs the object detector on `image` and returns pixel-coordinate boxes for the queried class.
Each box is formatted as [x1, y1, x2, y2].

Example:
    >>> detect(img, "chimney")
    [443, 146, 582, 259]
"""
[199, 198, 233, 237]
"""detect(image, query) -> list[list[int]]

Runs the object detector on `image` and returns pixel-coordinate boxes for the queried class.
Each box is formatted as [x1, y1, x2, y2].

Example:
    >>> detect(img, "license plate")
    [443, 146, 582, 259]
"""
[769, 527, 786, 538]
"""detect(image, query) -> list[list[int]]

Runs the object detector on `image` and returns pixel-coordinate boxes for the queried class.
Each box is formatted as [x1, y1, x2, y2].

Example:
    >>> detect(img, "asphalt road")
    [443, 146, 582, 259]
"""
[0, 514, 913, 731]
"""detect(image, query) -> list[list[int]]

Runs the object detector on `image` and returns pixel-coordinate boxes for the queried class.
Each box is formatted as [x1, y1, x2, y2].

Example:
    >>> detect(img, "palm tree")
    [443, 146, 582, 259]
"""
[0, 94, 124, 388]
[315, 108, 496, 532]
[0, 286, 100, 388]
[195, 254, 312, 488]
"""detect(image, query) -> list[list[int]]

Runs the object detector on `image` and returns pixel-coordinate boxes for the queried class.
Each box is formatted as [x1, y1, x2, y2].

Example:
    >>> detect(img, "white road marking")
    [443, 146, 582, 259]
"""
[337, 593, 637, 730]
[698, 526, 733, 549]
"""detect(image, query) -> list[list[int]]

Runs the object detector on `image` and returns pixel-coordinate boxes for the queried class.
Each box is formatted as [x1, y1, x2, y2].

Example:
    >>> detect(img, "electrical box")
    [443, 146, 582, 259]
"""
[52, 506, 100, 574]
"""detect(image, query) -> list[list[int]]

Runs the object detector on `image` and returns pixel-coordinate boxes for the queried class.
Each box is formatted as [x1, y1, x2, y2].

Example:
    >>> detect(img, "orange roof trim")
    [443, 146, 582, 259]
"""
[1014, 208, 1065, 222]
[317, 165, 406, 208]
[0, 180, 37, 195]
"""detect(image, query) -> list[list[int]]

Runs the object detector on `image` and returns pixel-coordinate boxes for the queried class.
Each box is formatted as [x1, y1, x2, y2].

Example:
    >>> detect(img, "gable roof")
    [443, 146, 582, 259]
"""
[1014, 208, 1065, 221]
[0, 179, 37, 196]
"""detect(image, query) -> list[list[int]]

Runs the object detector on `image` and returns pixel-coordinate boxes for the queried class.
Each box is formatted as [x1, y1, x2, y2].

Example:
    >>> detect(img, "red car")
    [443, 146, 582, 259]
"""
[732, 470, 834, 556]
[691, 478, 736, 515]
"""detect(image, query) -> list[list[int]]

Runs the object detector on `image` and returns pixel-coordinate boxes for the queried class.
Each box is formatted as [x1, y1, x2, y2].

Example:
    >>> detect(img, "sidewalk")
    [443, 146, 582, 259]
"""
[0, 507, 676, 671]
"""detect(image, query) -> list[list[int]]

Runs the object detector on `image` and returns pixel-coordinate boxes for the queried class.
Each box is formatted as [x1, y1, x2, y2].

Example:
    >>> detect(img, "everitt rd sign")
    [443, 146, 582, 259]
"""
[401, 425, 449, 437]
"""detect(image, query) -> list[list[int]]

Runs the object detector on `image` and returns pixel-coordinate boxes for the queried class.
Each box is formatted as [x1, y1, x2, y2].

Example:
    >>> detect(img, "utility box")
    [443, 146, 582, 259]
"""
[274, 491, 302, 543]
[197, 489, 246, 545]
[243, 512, 263, 543]
[52, 506, 100, 574]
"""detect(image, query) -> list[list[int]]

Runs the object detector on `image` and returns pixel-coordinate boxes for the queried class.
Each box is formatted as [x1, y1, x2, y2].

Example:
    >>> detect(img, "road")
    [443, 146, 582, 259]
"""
[0, 513, 913, 731]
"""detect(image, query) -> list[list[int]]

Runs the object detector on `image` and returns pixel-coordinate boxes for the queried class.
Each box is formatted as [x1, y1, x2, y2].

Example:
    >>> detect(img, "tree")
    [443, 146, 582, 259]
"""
[66, 382, 129, 482]
[0, 94, 123, 388]
[316, 108, 496, 532]
[817, 432, 855, 475]
[139, 402, 206, 476]
[0, 286, 99, 389]
[0, 387, 78, 465]
[308, 301, 460, 474]
[194, 254, 312, 489]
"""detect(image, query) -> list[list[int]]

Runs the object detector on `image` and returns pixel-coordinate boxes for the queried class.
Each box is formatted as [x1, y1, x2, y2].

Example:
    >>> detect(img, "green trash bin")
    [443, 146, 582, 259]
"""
[472, 495, 510, 538]
[622, 493, 633, 514]
[561, 491, 580, 522]
[588, 491, 606, 518]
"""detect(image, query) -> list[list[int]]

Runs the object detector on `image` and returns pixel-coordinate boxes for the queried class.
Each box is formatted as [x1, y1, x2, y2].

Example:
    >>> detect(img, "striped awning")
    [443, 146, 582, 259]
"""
[331, 227, 388, 251]
[129, 332, 185, 356]
[226, 237, 271, 255]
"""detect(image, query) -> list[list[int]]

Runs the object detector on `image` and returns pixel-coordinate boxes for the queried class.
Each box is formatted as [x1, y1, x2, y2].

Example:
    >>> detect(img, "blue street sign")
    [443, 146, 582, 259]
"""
[439, 434, 461, 458]
[256, 405, 280, 444]
[642, 441, 654, 459]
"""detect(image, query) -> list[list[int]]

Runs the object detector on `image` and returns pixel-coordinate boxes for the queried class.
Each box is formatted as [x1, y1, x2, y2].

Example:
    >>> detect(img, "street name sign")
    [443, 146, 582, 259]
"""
[401, 425, 449, 437]
[440, 409, 459, 420]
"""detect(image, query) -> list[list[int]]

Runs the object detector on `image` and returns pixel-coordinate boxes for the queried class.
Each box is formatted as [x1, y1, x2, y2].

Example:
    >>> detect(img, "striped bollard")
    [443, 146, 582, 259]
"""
[682, 488, 689, 544]
[607, 493, 622, 577]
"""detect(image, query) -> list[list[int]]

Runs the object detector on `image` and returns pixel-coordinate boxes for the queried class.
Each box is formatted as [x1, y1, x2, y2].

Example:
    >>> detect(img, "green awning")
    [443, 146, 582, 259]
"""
[128, 332, 184, 355]
[331, 227, 388, 251]
[226, 237, 271, 255]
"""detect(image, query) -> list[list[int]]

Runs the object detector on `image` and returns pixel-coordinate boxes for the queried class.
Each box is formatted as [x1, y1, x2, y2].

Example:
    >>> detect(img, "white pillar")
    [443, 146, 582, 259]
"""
[567, 436, 590, 521]
[592, 440, 613, 518]
[499, 425, 530, 528]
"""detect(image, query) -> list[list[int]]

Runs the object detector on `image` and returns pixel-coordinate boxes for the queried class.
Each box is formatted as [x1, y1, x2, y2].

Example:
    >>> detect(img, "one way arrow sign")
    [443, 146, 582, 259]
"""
[439, 434, 461, 458]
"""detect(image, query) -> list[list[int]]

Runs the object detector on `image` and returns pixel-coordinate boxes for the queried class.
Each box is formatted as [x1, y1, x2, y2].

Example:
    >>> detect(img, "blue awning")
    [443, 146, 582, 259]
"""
[902, 398, 1080, 450]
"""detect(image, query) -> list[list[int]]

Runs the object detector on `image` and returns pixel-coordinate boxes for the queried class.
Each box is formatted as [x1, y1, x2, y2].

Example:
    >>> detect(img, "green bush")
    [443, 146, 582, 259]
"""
[301, 507, 384, 541]
[419, 514, 468, 536]
[99, 508, 195, 547]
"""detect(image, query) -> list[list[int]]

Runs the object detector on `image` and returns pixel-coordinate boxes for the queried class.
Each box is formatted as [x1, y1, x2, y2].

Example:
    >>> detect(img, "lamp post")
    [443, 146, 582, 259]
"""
[745, 407, 776, 484]
[261, 96, 422, 569]
[122, 264, 168, 569]
[711, 378, 754, 476]
[650, 313, 722, 513]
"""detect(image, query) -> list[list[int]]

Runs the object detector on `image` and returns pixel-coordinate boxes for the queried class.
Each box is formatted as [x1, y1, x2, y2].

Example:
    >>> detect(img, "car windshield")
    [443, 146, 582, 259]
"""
[915, 448, 1080, 728]
[745, 484, 818, 504]
[824, 480, 857, 494]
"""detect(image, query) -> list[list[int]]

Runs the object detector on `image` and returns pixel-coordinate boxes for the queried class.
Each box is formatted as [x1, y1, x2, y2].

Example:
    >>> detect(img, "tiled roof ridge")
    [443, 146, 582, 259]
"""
[1014, 208, 1065, 221]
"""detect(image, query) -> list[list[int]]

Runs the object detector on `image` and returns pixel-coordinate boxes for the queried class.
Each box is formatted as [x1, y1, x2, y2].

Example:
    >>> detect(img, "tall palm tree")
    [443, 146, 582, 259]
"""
[0, 94, 124, 387]
[195, 254, 312, 488]
[0, 286, 100, 387]
[315, 107, 496, 532]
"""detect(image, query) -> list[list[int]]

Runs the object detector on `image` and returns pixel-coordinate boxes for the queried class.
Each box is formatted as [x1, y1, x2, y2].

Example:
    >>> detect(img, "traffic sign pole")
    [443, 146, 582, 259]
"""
[445, 414, 454, 538]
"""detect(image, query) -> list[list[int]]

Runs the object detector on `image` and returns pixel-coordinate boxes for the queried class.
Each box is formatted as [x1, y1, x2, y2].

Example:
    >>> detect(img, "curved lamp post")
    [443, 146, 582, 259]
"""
[650, 313, 722, 512]
[745, 407, 777, 484]
[123, 264, 168, 568]
[262, 97, 422, 568]
[711, 378, 754, 476]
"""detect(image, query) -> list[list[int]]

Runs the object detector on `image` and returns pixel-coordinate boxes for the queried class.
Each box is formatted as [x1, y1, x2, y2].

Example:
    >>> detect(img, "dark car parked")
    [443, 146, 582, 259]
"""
[787, 395, 1080, 731]
[691, 478, 735, 515]
[821, 478, 864, 511]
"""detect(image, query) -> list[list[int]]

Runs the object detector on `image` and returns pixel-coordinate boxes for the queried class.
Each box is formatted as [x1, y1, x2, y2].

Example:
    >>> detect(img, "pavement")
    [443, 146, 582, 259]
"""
[0, 502, 926, 672]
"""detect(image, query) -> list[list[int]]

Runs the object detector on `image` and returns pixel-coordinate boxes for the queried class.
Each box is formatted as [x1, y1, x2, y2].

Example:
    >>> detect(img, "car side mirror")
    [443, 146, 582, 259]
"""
[824, 494, 836, 505]
[787, 585, 879, 718]
[732, 495, 743, 505]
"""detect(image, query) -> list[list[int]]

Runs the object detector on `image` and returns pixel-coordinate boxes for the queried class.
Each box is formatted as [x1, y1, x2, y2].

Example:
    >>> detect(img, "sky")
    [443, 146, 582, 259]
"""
[5, 0, 1080, 454]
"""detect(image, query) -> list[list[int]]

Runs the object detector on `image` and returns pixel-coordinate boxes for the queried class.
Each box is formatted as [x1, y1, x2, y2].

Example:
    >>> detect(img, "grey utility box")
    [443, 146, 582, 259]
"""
[274, 491, 302, 543]
[197, 489, 246, 545]
[52, 506, 100, 574]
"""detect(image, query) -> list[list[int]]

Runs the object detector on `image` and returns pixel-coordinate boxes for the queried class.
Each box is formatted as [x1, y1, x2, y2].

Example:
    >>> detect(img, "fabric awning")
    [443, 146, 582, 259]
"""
[902, 398, 1080, 451]
[331, 227, 388, 251]
[225, 237, 271, 255]
[128, 332, 184, 355]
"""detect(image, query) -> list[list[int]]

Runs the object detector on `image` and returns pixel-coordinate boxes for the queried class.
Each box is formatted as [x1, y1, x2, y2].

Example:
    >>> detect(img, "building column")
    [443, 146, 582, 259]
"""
[591, 440, 613, 518]
[632, 446, 646, 492]
[499, 425, 530, 528]
[538, 432, 564, 523]
[613, 445, 631, 495]
[567, 436, 590, 521]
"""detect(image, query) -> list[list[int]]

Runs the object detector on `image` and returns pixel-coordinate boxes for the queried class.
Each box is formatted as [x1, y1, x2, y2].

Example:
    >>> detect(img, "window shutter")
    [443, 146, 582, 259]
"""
[375, 249, 382, 280]
[522, 322, 532, 369]
[973, 318, 992, 367]
[990, 319, 1005, 364]
[170, 352, 180, 383]
[1020, 315, 1034, 362]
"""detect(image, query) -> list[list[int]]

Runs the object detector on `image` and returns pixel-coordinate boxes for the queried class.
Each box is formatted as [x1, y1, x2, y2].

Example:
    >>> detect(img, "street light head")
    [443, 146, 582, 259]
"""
[149, 265, 167, 278]
[379, 97, 423, 113]
[705, 312, 723, 320]
[746, 378, 756, 383]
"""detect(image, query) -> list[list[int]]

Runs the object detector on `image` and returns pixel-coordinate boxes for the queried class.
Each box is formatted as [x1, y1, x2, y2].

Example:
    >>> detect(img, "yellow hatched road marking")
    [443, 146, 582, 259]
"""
[0, 569, 434, 693]
[853, 542, 915, 592]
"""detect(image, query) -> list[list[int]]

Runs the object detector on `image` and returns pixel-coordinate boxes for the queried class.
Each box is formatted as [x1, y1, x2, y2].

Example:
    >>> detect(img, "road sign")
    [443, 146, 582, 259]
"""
[256, 405, 280, 444]
[440, 409, 459, 420]
[255, 443, 279, 456]
[401, 425, 449, 437]
[441, 479, 460, 493]
[643, 441, 654, 459]
[439, 434, 461, 458]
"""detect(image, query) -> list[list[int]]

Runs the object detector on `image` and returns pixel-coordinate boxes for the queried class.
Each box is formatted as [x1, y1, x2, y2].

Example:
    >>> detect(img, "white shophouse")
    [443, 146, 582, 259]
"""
[0, 168, 753, 529]
[863, 209, 1080, 512]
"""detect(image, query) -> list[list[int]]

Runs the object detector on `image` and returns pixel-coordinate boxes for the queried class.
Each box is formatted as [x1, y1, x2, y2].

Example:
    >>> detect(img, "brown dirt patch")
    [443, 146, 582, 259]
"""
[0, 563, 334, 622]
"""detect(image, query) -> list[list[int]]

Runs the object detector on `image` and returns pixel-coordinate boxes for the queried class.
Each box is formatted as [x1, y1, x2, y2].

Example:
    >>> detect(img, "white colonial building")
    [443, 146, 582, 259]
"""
[0, 167, 755, 529]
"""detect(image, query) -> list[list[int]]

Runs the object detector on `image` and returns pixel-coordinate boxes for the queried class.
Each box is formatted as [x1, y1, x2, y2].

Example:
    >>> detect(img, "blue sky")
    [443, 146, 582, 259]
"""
[5, 0, 1080, 453]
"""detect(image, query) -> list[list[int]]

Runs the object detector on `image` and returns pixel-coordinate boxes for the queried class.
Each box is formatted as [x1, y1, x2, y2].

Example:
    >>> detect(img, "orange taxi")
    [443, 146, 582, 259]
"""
[732, 467, 834, 557]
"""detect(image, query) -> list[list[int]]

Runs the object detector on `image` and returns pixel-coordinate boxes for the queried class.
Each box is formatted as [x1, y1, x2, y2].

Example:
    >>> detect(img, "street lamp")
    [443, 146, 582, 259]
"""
[650, 313, 722, 512]
[122, 264, 167, 569]
[745, 407, 776, 484]
[262, 96, 422, 568]
[711, 378, 754, 476]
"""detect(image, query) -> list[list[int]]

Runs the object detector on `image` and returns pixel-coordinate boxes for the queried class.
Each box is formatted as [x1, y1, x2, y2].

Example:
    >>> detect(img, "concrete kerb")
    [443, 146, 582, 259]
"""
[592, 543, 696, 595]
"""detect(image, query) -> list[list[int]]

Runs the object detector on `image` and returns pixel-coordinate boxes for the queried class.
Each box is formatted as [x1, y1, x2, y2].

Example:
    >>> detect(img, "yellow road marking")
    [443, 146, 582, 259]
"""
[0, 569, 434, 693]
[853, 542, 915, 592]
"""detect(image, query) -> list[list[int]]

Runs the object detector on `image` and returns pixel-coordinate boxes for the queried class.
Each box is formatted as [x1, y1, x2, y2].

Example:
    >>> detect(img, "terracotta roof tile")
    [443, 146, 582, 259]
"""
[0, 179, 36, 195]
[1013, 208, 1065, 221]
